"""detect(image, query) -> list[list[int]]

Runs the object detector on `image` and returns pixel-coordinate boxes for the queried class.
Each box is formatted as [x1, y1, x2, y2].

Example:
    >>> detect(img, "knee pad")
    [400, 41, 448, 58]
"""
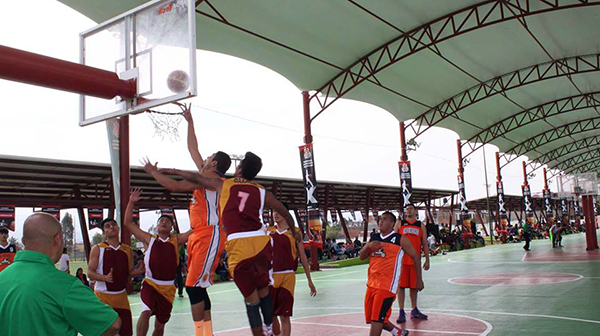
[186, 286, 210, 309]
[245, 301, 263, 329]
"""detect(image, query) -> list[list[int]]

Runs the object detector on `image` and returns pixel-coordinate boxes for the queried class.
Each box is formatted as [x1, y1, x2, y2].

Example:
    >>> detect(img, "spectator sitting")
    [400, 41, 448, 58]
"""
[353, 236, 362, 248]
[75, 267, 90, 287]
[331, 241, 345, 260]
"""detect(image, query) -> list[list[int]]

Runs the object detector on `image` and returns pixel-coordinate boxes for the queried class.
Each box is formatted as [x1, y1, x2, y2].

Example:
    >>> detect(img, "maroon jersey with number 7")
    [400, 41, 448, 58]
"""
[219, 178, 266, 237]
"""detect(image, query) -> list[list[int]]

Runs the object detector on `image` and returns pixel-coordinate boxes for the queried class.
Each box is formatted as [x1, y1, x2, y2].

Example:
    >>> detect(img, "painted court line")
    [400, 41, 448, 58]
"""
[292, 321, 481, 335]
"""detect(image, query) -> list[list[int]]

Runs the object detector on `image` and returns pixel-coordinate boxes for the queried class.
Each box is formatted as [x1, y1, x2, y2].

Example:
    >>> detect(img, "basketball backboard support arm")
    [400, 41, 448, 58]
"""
[0, 44, 136, 100]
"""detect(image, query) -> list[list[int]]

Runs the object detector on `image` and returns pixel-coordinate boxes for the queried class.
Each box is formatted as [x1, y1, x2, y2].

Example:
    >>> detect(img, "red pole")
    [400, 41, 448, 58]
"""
[543, 168, 549, 190]
[119, 116, 131, 246]
[0, 44, 136, 100]
[302, 91, 313, 144]
[495, 152, 501, 182]
[522, 161, 528, 186]
[399, 122, 408, 161]
[456, 140, 464, 174]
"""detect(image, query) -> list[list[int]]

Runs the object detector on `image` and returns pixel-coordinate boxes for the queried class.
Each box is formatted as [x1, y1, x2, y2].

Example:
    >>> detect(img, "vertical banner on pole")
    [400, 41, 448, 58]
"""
[543, 189, 553, 223]
[0, 205, 15, 231]
[497, 181, 508, 241]
[88, 207, 104, 230]
[398, 161, 412, 212]
[573, 197, 581, 225]
[262, 208, 272, 226]
[458, 174, 472, 230]
[522, 184, 534, 226]
[299, 143, 322, 243]
[560, 199, 569, 224]
[106, 119, 121, 225]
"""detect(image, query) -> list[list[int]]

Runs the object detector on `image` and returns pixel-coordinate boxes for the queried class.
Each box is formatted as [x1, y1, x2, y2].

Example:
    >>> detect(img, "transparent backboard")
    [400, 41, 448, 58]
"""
[558, 173, 598, 196]
[79, 0, 197, 126]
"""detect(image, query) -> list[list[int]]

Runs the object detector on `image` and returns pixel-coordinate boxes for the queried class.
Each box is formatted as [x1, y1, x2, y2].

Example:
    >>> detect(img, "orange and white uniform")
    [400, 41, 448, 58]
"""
[398, 219, 423, 289]
[364, 231, 404, 324]
[269, 225, 300, 316]
[141, 234, 179, 324]
[220, 178, 272, 298]
[186, 176, 227, 288]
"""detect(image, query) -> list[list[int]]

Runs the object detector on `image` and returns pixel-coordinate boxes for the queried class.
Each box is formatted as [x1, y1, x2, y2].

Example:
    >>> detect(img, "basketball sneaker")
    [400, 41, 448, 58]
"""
[400, 329, 410, 336]
[263, 324, 273, 336]
[396, 309, 406, 323]
[410, 307, 428, 320]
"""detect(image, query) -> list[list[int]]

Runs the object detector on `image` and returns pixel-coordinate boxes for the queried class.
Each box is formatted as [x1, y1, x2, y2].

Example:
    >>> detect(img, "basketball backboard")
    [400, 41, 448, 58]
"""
[558, 173, 598, 196]
[79, 0, 197, 126]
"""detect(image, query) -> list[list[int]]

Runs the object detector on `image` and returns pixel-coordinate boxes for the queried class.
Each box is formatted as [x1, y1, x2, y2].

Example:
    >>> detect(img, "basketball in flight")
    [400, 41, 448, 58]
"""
[166, 70, 190, 93]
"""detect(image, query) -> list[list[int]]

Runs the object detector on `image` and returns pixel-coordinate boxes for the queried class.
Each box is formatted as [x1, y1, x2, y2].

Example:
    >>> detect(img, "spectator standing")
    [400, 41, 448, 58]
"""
[59, 247, 70, 273]
[0, 213, 121, 336]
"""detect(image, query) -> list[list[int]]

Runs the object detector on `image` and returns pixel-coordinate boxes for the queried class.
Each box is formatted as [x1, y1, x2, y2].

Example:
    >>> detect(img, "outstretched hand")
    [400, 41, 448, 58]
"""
[141, 157, 159, 174]
[130, 188, 142, 203]
[182, 103, 193, 122]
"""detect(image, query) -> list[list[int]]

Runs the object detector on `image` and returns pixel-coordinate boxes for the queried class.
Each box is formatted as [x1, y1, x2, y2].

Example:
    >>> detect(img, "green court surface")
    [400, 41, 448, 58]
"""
[125, 232, 600, 335]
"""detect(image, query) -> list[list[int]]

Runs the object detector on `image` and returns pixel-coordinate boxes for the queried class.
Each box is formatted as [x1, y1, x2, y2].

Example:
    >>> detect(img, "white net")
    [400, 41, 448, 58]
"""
[145, 102, 186, 142]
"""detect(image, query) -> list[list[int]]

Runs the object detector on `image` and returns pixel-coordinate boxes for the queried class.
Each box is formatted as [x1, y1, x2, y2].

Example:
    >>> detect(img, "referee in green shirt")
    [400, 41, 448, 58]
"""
[0, 213, 121, 336]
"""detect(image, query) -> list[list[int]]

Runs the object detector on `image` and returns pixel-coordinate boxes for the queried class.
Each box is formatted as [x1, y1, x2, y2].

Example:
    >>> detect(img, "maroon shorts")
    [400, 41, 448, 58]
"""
[140, 283, 174, 324]
[227, 236, 273, 298]
[114, 308, 132, 336]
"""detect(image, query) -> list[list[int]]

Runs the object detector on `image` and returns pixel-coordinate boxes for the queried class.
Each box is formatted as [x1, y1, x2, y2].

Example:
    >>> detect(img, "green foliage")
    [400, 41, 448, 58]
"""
[61, 213, 74, 253]
[92, 232, 104, 246]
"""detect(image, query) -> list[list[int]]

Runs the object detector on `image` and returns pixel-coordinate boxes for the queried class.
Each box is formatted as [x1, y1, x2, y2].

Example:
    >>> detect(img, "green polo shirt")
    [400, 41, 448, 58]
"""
[0, 250, 117, 336]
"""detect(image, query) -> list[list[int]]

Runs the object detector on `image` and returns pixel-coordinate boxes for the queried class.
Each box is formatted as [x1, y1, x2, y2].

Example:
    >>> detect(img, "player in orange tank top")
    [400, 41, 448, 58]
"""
[168, 152, 299, 336]
[394, 204, 430, 324]
[141, 106, 232, 336]
[360, 211, 423, 336]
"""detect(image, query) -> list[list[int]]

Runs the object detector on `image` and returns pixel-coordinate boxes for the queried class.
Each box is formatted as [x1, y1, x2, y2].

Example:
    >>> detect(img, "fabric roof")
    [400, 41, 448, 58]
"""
[56, 0, 600, 175]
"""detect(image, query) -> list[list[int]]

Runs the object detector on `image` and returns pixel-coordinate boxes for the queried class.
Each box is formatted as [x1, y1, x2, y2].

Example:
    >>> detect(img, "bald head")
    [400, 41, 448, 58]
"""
[23, 213, 63, 262]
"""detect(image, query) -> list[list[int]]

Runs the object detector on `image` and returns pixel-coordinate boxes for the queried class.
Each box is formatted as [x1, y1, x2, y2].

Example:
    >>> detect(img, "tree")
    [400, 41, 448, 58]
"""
[61, 213, 74, 253]
[92, 232, 104, 246]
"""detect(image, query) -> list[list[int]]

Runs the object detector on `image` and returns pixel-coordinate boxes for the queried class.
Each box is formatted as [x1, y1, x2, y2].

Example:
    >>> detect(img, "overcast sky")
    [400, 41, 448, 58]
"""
[1, 0, 553, 242]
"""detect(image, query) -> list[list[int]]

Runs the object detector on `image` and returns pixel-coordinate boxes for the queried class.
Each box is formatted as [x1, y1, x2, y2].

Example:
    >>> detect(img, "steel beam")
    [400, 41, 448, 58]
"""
[463, 92, 600, 158]
[499, 116, 600, 167]
[528, 135, 600, 172]
[310, 0, 600, 121]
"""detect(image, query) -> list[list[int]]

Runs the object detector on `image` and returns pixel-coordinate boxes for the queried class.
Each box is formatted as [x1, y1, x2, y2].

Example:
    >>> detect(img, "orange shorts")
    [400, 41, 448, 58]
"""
[364, 287, 395, 324]
[399, 263, 417, 289]
[185, 226, 226, 288]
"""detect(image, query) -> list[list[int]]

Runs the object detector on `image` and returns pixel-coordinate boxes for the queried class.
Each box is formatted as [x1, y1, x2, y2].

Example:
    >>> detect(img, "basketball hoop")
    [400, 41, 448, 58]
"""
[143, 100, 188, 142]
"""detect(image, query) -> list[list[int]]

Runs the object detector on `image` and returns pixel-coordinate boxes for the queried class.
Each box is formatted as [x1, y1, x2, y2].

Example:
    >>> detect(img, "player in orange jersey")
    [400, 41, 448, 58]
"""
[269, 203, 317, 336]
[360, 211, 423, 336]
[395, 204, 429, 323]
[142, 107, 231, 336]
[167, 152, 298, 336]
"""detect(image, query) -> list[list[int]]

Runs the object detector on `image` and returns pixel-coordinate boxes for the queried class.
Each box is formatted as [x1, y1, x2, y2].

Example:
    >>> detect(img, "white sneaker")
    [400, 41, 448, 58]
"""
[263, 324, 273, 336]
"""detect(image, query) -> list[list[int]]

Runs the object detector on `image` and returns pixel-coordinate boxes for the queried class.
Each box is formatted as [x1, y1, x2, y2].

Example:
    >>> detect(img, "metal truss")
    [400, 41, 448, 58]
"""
[550, 158, 600, 178]
[309, 0, 600, 122]
[527, 135, 600, 172]
[407, 53, 600, 139]
[463, 92, 600, 158]
[551, 148, 600, 171]
[499, 116, 600, 167]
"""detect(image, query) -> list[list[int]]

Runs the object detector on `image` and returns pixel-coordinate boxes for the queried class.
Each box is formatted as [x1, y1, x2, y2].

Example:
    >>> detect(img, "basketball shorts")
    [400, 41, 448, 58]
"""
[95, 291, 132, 336]
[271, 272, 296, 316]
[364, 287, 395, 324]
[186, 226, 226, 288]
[140, 280, 176, 324]
[226, 235, 273, 298]
[399, 263, 418, 289]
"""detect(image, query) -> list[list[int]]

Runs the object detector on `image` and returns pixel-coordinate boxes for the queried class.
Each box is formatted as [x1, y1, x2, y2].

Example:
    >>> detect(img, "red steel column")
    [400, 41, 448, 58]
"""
[302, 91, 318, 271]
[399, 122, 408, 162]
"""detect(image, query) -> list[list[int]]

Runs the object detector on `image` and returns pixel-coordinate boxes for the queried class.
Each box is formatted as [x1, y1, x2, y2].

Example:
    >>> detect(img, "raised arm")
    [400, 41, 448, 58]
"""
[182, 106, 205, 172]
[123, 189, 152, 246]
[141, 157, 199, 192]
[164, 168, 223, 191]
[177, 228, 194, 245]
